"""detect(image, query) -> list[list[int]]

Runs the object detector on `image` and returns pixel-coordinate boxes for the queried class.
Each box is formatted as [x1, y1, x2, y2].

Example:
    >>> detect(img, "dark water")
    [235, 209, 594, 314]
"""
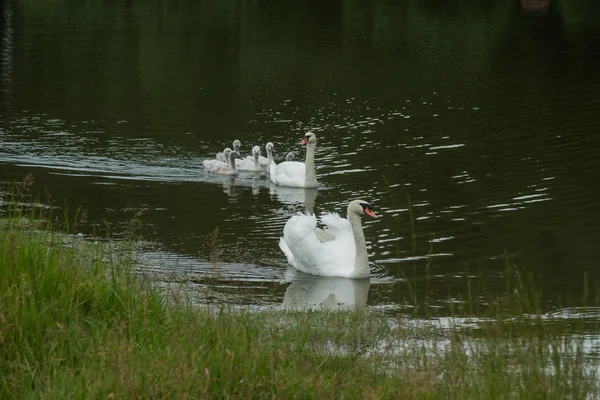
[1, 0, 600, 315]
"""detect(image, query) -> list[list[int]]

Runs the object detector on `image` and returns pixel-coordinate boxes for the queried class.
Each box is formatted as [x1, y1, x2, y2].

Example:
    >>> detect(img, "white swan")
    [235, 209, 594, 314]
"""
[268, 132, 318, 188]
[235, 145, 262, 172]
[203, 148, 231, 170]
[279, 199, 378, 278]
[216, 140, 241, 162]
[245, 147, 269, 166]
[208, 150, 241, 175]
[285, 152, 295, 162]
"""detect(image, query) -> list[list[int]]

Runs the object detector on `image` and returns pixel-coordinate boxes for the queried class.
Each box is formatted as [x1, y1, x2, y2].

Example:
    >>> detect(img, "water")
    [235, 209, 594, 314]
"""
[1, 1, 600, 319]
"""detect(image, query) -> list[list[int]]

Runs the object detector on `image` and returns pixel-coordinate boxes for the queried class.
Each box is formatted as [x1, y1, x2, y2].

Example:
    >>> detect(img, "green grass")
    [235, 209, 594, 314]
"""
[1, 206, 599, 398]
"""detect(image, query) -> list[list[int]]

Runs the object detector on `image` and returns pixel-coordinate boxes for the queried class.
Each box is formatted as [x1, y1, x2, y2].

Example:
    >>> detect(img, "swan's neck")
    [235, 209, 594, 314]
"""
[304, 142, 318, 187]
[229, 156, 237, 171]
[267, 147, 274, 165]
[348, 212, 370, 278]
[254, 156, 260, 168]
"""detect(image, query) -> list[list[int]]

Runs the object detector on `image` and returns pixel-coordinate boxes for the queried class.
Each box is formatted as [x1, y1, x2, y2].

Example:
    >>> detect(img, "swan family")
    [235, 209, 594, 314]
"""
[203, 134, 317, 188]
[203, 132, 378, 278]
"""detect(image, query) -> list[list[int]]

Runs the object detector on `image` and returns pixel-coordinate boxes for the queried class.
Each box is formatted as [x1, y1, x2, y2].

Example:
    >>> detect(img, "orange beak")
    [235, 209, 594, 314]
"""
[365, 209, 378, 219]
[301, 137, 308, 145]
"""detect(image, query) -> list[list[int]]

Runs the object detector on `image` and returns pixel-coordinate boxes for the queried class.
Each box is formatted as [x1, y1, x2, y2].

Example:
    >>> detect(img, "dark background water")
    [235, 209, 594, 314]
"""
[1, 0, 600, 313]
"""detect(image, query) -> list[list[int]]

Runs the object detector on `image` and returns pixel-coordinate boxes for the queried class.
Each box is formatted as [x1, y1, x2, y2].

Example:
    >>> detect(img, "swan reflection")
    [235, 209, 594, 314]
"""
[221, 176, 239, 200]
[269, 184, 318, 213]
[282, 266, 370, 310]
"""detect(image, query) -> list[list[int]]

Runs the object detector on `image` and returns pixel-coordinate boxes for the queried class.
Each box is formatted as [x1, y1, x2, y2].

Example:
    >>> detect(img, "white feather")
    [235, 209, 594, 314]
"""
[279, 212, 359, 278]
[279, 199, 377, 278]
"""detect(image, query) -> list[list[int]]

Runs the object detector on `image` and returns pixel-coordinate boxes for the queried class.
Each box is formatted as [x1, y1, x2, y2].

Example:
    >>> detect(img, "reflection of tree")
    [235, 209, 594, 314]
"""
[521, 0, 550, 13]
[1, 1, 15, 110]
[10, 0, 598, 134]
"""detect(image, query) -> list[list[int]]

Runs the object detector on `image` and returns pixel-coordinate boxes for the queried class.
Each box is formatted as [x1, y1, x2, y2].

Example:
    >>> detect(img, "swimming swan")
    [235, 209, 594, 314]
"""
[245, 145, 270, 166]
[279, 199, 378, 278]
[216, 140, 241, 162]
[203, 148, 231, 170]
[208, 150, 241, 175]
[235, 145, 262, 172]
[268, 132, 318, 188]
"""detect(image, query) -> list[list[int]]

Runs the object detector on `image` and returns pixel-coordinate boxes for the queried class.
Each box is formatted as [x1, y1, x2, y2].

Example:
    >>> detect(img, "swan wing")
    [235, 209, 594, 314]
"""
[209, 162, 236, 175]
[279, 213, 322, 271]
[236, 158, 260, 172]
[314, 227, 335, 242]
[318, 213, 356, 275]
[258, 155, 270, 166]
[314, 212, 351, 242]
[272, 161, 306, 187]
[246, 155, 269, 166]
[280, 212, 356, 277]
[320, 212, 352, 233]
[203, 159, 226, 170]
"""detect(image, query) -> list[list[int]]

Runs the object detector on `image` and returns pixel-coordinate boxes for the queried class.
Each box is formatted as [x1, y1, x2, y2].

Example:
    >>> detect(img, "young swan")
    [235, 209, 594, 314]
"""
[232, 139, 241, 153]
[208, 150, 241, 175]
[204, 148, 231, 170]
[285, 152, 295, 162]
[264, 142, 275, 174]
[268, 132, 318, 188]
[216, 140, 241, 162]
[246, 143, 270, 166]
[279, 199, 378, 278]
[236, 145, 262, 172]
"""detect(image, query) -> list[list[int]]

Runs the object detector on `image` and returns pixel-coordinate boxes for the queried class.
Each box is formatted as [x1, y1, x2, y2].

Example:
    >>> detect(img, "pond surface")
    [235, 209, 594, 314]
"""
[1, 0, 600, 317]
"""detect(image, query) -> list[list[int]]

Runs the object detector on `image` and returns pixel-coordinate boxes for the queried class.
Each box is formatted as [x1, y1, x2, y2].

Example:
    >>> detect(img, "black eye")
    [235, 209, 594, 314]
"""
[360, 203, 373, 212]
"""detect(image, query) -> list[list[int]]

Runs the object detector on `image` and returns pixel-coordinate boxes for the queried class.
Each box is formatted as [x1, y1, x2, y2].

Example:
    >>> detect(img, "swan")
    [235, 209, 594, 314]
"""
[265, 142, 275, 163]
[245, 146, 270, 166]
[203, 148, 231, 170]
[208, 150, 241, 175]
[216, 140, 241, 162]
[279, 199, 378, 279]
[235, 145, 262, 172]
[285, 152, 295, 162]
[268, 132, 318, 188]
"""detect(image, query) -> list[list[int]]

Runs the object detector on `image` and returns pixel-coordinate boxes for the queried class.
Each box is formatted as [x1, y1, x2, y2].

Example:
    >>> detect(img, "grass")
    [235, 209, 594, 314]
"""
[1, 187, 599, 398]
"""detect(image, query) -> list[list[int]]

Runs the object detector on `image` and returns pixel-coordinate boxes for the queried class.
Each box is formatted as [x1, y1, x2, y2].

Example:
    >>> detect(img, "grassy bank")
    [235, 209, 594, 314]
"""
[1, 212, 599, 398]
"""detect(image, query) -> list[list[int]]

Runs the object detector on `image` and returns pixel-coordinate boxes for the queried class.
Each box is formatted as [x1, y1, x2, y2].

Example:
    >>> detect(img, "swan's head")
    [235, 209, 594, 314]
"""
[252, 145, 261, 159]
[232, 140, 241, 152]
[285, 152, 295, 162]
[301, 131, 317, 146]
[223, 147, 232, 159]
[229, 150, 241, 161]
[348, 199, 378, 219]
[265, 142, 274, 152]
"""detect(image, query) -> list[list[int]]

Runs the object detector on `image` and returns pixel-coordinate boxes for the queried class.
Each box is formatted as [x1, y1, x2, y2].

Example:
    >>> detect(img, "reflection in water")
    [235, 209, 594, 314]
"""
[269, 184, 318, 213]
[282, 267, 370, 310]
[1, 1, 14, 102]
[521, 0, 550, 13]
[221, 176, 238, 199]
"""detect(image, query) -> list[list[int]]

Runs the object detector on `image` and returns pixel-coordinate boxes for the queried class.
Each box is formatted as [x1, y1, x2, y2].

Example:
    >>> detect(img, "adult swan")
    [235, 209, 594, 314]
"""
[268, 132, 318, 188]
[279, 200, 378, 278]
